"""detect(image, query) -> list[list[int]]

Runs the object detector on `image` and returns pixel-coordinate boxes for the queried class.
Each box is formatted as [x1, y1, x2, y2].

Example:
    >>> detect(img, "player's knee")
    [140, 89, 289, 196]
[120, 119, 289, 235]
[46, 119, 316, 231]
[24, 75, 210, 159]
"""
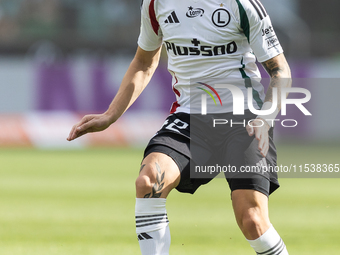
[135, 174, 153, 194]
[238, 208, 263, 234]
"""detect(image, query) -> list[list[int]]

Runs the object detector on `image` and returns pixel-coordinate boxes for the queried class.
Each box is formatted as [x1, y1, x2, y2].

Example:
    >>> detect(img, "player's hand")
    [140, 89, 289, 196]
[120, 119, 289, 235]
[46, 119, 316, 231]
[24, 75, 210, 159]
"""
[246, 118, 270, 157]
[67, 113, 113, 141]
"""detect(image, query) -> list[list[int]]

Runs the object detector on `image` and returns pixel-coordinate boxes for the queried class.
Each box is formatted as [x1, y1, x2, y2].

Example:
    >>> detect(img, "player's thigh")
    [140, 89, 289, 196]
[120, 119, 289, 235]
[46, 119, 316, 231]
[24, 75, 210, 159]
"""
[136, 152, 181, 198]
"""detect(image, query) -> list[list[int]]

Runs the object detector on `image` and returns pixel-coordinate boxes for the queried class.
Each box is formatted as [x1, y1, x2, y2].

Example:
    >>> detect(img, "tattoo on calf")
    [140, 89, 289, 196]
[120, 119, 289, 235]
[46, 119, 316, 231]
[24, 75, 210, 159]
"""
[139, 164, 146, 173]
[144, 162, 165, 198]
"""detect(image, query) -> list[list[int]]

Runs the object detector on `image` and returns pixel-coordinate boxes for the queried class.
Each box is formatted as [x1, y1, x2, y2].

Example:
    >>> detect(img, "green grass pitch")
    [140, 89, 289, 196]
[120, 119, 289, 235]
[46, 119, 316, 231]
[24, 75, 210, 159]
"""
[0, 144, 339, 255]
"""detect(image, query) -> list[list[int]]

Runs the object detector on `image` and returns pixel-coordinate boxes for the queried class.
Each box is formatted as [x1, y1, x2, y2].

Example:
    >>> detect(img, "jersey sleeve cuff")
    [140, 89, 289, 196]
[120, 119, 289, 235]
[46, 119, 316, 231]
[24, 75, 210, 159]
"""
[257, 49, 284, 63]
[138, 40, 162, 52]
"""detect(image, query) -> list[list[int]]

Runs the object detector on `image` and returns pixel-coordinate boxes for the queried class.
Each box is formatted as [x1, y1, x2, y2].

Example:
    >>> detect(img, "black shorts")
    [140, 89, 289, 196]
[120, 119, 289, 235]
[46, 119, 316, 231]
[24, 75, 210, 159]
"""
[144, 111, 279, 196]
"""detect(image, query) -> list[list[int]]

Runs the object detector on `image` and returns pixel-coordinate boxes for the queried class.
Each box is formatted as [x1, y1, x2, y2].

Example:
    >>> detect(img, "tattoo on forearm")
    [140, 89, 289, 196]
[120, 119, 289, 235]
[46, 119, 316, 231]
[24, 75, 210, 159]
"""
[262, 56, 291, 105]
[262, 58, 285, 79]
[144, 162, 165, 198]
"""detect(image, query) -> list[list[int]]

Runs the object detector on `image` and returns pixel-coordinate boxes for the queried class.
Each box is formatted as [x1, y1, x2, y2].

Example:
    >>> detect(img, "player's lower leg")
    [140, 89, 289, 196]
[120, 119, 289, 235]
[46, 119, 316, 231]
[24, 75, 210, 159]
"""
[247, 224, 288, 255]
[135, 152, 180, 255]
[232, 189, 289, 255]
[136, 198, 170, 255]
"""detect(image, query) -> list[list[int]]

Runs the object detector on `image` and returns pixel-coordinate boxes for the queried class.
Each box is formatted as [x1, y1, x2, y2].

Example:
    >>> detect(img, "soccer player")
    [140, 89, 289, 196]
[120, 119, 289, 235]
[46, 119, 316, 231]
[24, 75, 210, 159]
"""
[68, 0, 291, 254]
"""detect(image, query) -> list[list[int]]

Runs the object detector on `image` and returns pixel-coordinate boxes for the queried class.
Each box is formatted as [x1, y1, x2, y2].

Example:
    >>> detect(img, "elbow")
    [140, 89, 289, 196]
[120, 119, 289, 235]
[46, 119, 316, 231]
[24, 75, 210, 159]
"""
[281, 61, 292, 88]
[133, 46, 161, 73]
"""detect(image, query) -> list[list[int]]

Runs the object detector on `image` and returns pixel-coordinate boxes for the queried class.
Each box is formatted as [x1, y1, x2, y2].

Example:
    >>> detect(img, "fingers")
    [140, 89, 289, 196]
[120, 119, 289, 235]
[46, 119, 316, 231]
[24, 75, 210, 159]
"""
[246, 124, 254, 136]
[71, 130, 88, 140]
[68, 125, 90, 141]
[67, 124, 78, 141]
[258, 136, 269, 157]
[247, 121, 269, 157]
[256, 130, 269, 157]
[76, 119, 93, 133]
[67, 115, 93, 141]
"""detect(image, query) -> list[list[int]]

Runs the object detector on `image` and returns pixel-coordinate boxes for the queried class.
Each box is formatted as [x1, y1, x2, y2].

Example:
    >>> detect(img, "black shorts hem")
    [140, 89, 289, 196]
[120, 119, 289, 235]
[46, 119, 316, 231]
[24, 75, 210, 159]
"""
[231, 184, 269, 197]
[144, 144, 201, 194]
[144, 144, 186, 176]
[229, 178, 280, 197]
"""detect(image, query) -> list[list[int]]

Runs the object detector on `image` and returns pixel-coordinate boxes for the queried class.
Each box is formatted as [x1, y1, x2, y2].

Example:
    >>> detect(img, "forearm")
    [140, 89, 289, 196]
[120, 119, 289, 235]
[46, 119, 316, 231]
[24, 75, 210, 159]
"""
[104, 62, 153, 122]
[104, 47, 161, 124]
[247, 54, 291, 156]
[261, 53, 292, 111]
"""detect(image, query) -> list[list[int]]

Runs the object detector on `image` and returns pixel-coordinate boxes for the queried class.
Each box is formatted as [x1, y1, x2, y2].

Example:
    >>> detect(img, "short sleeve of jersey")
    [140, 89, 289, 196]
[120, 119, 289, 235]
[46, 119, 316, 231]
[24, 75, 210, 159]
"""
[236, 0, 283, 63]
[138, 0, 163, 51]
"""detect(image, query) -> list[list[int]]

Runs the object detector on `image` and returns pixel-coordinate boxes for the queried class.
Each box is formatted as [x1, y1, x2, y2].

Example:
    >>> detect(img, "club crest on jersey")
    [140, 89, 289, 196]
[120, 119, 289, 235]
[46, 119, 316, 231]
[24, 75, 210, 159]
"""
[212, 8, 231, 27]
[186, 6, 204, 18]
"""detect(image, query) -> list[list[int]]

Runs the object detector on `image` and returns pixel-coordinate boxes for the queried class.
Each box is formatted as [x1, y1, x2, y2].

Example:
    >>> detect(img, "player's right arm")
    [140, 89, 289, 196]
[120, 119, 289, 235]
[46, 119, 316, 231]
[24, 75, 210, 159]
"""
[67, 46, 162, 141]
[68, 0, 163, 141]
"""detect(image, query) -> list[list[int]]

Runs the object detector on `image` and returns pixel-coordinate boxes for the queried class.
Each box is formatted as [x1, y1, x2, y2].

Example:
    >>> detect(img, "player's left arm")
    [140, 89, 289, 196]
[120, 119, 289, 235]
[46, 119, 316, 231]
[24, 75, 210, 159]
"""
[261, 53, 291, 106]
[239, 0, 292, 157]
[246, 53, 291, 157]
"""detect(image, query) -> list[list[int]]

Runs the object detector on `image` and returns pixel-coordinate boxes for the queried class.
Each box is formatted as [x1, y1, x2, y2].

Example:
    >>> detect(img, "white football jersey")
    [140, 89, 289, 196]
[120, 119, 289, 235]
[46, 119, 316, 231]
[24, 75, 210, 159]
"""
[138, 0, 283, 114]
